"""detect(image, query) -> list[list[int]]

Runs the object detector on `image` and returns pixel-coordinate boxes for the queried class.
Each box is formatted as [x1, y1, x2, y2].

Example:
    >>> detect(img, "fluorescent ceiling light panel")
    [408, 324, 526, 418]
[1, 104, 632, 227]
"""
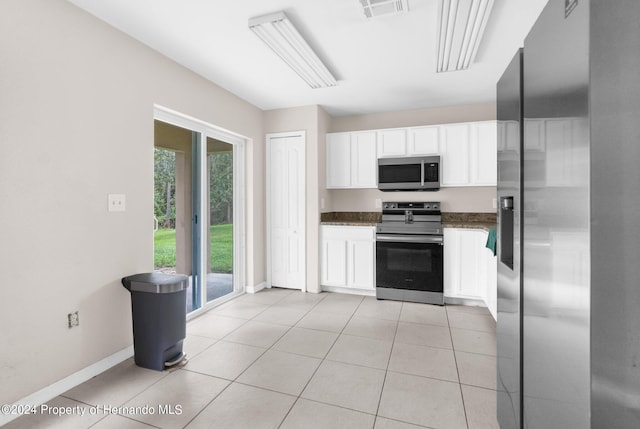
[359, 0, 409, 19]
[248, 11, 337, 89]
[437, 0, 495, 72]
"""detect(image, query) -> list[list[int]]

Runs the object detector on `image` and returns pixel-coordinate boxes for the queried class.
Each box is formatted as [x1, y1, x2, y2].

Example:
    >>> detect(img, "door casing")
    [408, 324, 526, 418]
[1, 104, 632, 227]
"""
[266, 131, 306, 291]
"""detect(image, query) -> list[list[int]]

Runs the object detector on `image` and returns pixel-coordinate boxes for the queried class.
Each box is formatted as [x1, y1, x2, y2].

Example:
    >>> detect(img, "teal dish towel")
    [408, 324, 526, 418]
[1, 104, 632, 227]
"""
[486, 227, 497, 256]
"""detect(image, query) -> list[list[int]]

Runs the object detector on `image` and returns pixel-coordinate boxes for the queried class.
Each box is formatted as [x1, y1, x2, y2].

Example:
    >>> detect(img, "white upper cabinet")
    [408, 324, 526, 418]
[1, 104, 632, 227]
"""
[351, 131, 377, 188]
[326, 132, 376, 189]
[326, 120, 498, 189]
[377, 129, 406, 158]
[407, 125, 440, 155]
[440, 121, 497, 187]
[326, 132, 351, 188]
[377, 126, 441, 158]
[440, 123, 471, 186]
[471, 121, 498, 186]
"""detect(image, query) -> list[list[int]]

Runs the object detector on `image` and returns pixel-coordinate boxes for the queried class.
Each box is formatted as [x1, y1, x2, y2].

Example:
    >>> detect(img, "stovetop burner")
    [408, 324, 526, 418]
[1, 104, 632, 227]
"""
[377, 201, 443, 236]
[381, 201, 441, 213]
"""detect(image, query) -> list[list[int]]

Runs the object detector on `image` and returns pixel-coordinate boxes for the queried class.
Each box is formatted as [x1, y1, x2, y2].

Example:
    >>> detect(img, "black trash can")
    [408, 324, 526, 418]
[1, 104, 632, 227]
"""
[121, 273, 189, 371]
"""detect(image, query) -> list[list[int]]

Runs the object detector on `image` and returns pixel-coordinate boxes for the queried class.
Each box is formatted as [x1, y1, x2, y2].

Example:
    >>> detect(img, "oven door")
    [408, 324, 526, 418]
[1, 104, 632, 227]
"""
[375, 234, 443, 293]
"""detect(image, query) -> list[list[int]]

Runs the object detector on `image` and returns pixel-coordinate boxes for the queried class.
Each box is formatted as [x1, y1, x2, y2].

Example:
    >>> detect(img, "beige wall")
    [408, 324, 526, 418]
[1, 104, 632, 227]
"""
[263, 106, 327, 294]
[327, 103, 497, 213]
[330, 102, 497, 131]
[331, 187, 496, 213]
[317, 107, 333, 213]
[0, 0, 264, 405]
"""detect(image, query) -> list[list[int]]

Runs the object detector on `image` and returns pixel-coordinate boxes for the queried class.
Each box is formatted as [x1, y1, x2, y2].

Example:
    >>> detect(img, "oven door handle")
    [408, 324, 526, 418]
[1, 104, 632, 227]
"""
[376, 234, 443, 244]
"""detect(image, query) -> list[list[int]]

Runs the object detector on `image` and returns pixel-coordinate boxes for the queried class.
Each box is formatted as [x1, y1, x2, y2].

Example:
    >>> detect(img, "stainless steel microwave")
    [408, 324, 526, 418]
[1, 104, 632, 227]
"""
[377, 156, 440, 191]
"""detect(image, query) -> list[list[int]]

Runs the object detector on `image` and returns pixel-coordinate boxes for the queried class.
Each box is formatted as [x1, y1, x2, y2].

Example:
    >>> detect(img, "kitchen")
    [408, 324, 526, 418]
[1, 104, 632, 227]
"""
[2, 0, 639, 428]
[319, 117, 498, 313]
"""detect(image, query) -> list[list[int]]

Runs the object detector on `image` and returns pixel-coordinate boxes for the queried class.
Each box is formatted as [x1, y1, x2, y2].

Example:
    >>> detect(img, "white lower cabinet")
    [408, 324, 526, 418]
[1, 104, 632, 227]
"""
[320, 225, 375, 293]
[483, 243, 497, 320]
[444, 228, 497, 319]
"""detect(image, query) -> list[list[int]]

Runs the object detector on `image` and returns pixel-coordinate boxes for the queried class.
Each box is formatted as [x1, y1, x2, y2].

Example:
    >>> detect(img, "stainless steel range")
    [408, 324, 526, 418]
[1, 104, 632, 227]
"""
[376, 201, 444, 305]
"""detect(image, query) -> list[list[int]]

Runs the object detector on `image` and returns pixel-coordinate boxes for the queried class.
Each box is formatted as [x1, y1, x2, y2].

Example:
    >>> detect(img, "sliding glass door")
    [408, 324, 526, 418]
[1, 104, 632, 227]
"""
[153, 107, 244, 314]
[205, 138, 234, 304]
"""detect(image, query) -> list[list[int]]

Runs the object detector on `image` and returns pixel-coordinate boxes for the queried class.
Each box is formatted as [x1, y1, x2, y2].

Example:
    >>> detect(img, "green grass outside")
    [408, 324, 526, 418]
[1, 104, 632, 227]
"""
[210, 224, 233, 273]
[154, 228, 178, 268]
[154, 224, 233, 273]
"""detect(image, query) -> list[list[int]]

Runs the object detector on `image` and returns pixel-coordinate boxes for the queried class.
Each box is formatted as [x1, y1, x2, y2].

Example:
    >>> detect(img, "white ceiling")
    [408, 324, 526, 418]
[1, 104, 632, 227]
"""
[67, 0, 548, 117]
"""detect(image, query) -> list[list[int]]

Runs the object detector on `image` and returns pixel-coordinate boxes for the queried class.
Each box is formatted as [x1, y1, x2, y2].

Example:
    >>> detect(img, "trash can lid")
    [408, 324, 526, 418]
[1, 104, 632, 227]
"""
[121, 273, 189, 294]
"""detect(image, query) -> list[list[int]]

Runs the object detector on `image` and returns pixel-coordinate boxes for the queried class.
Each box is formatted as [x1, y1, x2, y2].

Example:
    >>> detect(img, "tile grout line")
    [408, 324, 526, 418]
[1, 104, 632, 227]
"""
[276, 293, 366, 428]
[447, 305, 471, 429]
[249, 290, 334, 429]
[372, 301, 444, 429]
[373, 299, 403, 423]
[35, 291, 477, 429]
[204, 296, 489, 428]
[226, 291, 322, 384]
[180, 289, 304, 429]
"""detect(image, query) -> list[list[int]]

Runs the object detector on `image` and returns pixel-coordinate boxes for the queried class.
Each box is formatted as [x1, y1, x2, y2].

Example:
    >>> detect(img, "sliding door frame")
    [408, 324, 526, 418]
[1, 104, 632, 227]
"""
[154, 105, 246, 317]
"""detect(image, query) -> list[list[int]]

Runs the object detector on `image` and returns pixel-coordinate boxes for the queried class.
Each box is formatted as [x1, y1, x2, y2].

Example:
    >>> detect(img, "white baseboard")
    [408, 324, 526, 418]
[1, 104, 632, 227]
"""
[246, 282, 266, 294]
[444, 296, 487, 307]
[321, 286, 376, 297]
[0, 346, 134, 427]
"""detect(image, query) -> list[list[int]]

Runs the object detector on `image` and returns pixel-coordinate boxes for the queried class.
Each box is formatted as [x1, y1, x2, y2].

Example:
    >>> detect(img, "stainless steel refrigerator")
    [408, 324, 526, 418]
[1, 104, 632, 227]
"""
[497, 0, 640, 428]
[496, 48, 523, 429]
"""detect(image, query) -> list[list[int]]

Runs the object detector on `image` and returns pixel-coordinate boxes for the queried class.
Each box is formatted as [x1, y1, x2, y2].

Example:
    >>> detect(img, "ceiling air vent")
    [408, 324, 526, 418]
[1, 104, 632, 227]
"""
[359, 0, 409, 19]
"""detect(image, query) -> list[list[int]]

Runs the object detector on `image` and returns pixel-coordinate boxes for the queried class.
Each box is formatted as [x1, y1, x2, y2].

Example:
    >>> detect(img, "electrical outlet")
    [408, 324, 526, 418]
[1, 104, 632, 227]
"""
[108, 194, 126, 212]
[375, 198, 382, 209]
[68, 311, 79, 328]
[492, 198, 497, 209]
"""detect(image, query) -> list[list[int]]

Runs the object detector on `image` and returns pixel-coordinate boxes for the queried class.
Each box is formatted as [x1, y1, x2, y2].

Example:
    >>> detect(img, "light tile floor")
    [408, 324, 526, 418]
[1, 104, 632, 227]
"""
[5, 289, 498, 429]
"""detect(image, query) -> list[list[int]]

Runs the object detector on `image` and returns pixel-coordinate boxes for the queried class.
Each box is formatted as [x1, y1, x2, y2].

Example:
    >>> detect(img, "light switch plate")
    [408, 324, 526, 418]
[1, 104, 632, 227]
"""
[108, 194, 126, 212]
[375, 198, 382, 209]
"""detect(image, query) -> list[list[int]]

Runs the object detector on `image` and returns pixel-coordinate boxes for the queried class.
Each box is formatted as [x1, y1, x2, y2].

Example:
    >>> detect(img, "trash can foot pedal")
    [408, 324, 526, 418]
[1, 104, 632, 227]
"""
[165, 352, 186, 367]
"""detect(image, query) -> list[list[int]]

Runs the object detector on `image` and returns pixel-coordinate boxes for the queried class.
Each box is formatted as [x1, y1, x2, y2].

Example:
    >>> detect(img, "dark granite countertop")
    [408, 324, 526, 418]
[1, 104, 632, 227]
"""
[442, 212, 496, 231]
[320, 212, 380, 227]
[320, 211, 496, 230]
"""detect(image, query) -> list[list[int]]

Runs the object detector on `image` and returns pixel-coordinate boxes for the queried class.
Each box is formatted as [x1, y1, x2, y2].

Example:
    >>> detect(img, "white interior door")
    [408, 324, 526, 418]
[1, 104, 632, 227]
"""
[268, 132, 305, 290]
